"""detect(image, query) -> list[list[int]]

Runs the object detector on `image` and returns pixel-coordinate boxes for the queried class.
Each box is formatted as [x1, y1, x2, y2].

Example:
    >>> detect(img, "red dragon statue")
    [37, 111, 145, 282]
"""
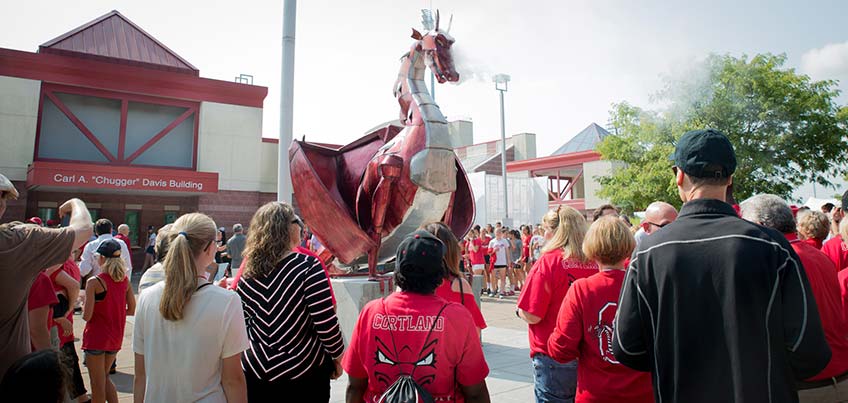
[289, 12, 475, 279]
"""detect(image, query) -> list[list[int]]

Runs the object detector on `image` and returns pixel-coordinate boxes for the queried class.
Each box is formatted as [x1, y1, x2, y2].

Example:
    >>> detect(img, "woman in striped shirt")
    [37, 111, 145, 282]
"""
[237, 202, 344, 402]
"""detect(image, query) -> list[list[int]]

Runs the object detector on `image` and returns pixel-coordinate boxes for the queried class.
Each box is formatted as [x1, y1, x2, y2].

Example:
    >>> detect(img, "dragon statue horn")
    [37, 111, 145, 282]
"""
[447, 14, 453, 33]
[435, 9, 440, 31]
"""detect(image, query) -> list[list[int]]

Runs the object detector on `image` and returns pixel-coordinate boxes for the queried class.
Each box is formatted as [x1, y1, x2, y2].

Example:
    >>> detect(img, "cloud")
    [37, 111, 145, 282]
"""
[801, 41, 848, 84]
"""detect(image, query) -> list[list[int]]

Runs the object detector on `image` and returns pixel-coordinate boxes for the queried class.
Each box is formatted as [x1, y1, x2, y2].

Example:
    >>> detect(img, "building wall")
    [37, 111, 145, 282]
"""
[0, 76, 40, 181]
[511, 133, 536, 161]
[583, 160, 616, 209]
[448, 120, 473, 148]
[259, 141, 279, 193]
[197, 101, 266, 192]
[198, 190, 277, 231]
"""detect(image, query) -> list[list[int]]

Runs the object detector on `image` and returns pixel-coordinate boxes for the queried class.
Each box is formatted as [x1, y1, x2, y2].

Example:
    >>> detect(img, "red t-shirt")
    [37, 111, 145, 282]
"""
[342, 292, 489, 402]
[82, 273, 129, 352]
[547, 270, 654, 403]
[469, 238, 485, 265]
[28, 272, 58, 334]
[114, 233, 131, 250]
[522, 235, 531, 262]
[839, 269, 848, 324]
[822, 235, 848, 271]
[435, 278, 487, 330]
[787, 234, 848, 380]
[517, 250, 598, 357]
[51, 260, 81, 345]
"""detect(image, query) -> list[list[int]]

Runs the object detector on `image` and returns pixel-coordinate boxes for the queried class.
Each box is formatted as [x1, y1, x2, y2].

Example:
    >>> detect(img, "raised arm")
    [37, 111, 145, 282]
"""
[58, 198, 93, 250]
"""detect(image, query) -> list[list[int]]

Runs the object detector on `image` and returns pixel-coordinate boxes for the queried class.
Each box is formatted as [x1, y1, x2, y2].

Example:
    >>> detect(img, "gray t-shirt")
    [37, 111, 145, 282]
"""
[226, 234, 247, 269]
[0, 224, 74, 379]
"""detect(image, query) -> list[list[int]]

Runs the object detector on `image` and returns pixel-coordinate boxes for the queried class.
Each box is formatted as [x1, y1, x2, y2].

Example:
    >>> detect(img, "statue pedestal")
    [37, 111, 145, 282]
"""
[331, 277, 394, 341]
[331, 274, 485, 341]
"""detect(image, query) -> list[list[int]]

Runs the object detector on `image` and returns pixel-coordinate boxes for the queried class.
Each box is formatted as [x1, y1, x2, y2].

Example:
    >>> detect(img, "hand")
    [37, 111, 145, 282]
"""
[217, 277, 230, 289]
[58, 198, 82, 218]
[56, 317, 73, 336]
[331, 357, 344, 380]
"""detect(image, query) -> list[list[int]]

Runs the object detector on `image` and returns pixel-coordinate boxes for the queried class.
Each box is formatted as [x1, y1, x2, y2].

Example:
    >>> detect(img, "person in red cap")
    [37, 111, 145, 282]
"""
[27, 217, 43, 226]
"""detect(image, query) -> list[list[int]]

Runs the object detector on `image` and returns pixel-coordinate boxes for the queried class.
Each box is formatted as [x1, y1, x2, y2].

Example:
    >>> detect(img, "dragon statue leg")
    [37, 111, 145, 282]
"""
[367, 154, 404, 280]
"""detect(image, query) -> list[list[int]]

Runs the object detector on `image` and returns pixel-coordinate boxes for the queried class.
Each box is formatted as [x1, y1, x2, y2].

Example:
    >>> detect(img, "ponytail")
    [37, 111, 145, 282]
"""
[159, 213, 216, 321]
[102, 257, 126, 283]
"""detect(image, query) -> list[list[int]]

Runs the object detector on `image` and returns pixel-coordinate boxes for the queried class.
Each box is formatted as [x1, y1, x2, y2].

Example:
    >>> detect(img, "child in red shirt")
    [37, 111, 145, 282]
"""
[547, 215, 653, 403]
[82, 240, 135, 403]
[27, 271, 58, 351]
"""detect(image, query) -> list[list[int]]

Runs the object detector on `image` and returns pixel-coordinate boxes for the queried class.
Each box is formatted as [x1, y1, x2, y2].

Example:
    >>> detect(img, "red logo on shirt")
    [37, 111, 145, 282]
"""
[590, 302, 619, 364]
[373, 336, 439, 388]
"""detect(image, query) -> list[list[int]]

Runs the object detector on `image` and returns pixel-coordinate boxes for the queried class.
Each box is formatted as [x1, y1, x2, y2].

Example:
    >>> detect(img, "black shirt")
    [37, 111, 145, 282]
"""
[613, 198, 830, 403]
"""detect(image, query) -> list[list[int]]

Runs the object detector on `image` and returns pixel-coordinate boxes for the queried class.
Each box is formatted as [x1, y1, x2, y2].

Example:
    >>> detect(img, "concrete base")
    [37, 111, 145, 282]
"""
[331, 277, 394, 341]
[332, 274, 485, 341]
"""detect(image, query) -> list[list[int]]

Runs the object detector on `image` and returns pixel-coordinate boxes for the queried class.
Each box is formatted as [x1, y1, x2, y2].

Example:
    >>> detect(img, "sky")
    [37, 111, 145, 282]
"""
[2, 0, 847, 197]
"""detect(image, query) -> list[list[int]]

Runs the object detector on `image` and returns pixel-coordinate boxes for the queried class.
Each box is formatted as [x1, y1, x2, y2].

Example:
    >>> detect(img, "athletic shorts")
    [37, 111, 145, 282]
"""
[84, 349, 118, 356]
[494, 265, 507, 270]
[471, 264, 485, 272]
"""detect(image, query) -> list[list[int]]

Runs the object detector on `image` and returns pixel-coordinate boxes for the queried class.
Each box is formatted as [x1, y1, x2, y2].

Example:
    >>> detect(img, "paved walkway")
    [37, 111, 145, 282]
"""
[71, 275, 534, 402]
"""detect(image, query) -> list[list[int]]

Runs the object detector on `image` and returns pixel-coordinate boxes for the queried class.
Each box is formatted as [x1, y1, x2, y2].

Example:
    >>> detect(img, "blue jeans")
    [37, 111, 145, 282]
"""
[532, 354, 577, 403]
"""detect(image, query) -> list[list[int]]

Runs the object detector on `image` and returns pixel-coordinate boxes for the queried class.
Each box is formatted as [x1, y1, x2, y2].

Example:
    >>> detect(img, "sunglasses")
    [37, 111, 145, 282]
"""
[645, 221, 670, 229]
[291, 216, 304, 230]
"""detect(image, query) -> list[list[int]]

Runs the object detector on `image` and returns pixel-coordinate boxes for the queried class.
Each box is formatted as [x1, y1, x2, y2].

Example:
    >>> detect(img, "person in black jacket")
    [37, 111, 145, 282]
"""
[612, 128, 831, 403]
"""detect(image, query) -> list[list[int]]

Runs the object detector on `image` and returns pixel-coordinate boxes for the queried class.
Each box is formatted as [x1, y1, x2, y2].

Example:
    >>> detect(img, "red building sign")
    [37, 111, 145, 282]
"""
[27, 161, 218, 193]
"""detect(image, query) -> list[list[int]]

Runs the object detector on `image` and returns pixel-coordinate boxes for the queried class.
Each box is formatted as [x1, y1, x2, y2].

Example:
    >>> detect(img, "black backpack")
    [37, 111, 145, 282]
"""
[377, 299, 449, 403]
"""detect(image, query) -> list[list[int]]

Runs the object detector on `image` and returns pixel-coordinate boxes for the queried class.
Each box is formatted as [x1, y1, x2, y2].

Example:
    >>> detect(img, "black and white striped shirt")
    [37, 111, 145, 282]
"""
[237, 252, 344, 381]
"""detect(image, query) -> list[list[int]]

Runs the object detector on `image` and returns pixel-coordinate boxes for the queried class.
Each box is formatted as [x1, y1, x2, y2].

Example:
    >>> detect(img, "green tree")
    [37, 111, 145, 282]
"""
[597, 53, 848, 212]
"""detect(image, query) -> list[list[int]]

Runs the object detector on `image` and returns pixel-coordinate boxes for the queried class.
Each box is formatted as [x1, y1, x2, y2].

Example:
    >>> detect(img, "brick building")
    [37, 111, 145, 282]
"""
[0, 11, 279, 257]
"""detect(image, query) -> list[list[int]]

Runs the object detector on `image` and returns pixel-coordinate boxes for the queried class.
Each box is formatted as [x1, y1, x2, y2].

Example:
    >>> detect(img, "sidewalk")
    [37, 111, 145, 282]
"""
[72, 276, 534, 402]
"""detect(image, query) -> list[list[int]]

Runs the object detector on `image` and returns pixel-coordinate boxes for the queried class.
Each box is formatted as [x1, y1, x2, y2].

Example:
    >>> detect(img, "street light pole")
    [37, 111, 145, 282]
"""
[494, 74, 511, 225]
[278, 0, 296, 203]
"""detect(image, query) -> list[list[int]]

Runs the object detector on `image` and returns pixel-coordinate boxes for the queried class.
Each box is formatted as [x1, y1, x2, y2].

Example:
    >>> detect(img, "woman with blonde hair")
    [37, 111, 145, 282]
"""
[132, 213, 249, 403]
[517, 205, 598, 403]
[82, 239, 135, 403]
[236, 202, 344, 402]
[423, 222, 487, 334]
[547, 216, 653, 403]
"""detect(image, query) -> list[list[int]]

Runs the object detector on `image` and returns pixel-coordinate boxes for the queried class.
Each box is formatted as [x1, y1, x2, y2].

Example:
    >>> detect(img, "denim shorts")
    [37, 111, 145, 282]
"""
[532, 353, 577, 403]
[83, 349, 117, 356]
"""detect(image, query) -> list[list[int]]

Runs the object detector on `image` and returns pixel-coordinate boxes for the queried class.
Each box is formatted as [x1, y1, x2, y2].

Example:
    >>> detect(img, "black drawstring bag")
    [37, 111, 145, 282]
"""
[377, 299, 448, 403]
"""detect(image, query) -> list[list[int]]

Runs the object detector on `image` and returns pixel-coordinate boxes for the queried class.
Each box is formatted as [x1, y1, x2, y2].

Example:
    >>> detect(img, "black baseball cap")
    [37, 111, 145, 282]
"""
[396, 230, 446, 274]
[671, 129, 737, 178]
[96, 239, 122, 258]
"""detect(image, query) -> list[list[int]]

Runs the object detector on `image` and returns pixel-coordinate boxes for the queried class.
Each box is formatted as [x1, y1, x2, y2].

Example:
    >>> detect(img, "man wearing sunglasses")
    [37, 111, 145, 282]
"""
[635, 201, 678, 247]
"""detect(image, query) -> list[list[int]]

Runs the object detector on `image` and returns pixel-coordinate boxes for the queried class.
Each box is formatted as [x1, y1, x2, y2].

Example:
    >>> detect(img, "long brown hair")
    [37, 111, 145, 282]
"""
[160, 213, 216, 321]
[243, 202, 296, 278]
[420, 222, 461, 278]
[541, 205, 589, 262]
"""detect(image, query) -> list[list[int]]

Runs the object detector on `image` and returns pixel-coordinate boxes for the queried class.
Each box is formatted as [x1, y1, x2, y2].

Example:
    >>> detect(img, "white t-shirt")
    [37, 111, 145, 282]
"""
[530, 235, 545, 260]
[133, 282, 250, 403]
[488, 238, 510, 266]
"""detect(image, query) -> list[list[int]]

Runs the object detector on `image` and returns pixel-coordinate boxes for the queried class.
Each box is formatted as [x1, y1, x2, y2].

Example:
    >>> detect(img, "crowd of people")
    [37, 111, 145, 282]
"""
[2, 128, 848, 402]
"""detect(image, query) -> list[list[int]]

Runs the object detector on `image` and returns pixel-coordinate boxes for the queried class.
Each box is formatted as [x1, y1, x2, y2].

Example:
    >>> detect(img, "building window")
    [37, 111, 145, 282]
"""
[37, 208, 57, 223]
[164, 211, 178, 225]
[36, 84, 198, 169]
[124, 210, 140, 246]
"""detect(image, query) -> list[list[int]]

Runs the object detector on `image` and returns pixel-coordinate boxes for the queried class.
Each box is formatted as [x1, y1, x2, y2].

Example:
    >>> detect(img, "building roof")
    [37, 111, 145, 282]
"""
[39, 10, 198, 74]
[551, 123, 610, 156]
